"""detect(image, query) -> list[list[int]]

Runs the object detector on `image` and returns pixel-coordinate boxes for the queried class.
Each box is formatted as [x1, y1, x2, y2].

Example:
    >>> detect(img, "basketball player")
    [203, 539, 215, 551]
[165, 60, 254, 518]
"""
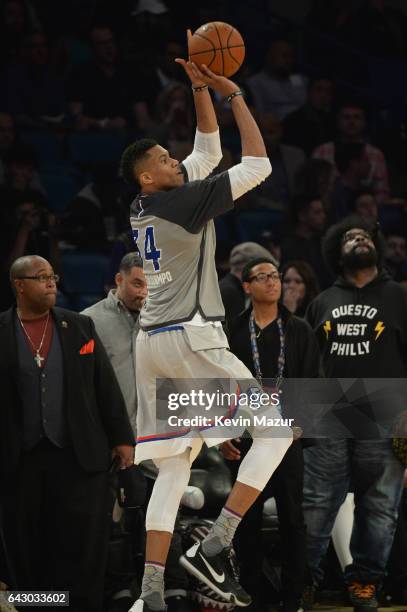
[122, 51, 293, 612]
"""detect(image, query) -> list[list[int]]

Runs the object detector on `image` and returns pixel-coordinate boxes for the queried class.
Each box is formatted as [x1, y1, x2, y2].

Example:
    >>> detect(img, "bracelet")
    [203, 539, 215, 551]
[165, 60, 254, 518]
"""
[192, 85, 209, 92]
[227, 90, 244, 103]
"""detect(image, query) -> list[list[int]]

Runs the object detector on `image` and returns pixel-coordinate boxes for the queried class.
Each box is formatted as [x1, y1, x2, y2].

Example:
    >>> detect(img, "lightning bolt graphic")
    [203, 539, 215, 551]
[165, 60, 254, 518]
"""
[374, 321, 385, 340]
[323, 320, 331, 339]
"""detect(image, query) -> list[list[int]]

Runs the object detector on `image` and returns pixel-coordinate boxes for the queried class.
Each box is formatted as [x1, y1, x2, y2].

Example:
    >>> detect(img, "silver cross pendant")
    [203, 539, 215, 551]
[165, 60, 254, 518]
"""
[35, 351, 44, 367]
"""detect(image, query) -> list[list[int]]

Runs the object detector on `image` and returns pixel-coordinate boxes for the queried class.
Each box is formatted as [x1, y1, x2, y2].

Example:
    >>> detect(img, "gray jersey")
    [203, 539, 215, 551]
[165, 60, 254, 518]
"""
[130, 170, 233, 330]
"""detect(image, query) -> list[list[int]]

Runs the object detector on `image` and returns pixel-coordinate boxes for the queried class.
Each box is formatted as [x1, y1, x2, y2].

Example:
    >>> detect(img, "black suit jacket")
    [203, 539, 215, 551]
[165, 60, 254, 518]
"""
[0, 307, 134, 477]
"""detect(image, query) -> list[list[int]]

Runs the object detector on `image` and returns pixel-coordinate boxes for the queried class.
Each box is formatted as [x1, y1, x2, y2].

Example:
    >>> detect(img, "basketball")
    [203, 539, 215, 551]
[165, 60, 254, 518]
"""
[188, 21, 245, 78]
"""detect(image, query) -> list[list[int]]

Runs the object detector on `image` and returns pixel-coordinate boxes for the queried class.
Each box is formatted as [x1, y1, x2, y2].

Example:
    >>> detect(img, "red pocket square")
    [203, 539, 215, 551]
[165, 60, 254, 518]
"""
[79, 339, 95, 355]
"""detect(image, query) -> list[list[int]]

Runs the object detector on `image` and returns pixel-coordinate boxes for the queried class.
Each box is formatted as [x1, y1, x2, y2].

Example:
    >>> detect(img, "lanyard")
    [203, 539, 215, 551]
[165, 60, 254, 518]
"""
[249, 310, 285, 390]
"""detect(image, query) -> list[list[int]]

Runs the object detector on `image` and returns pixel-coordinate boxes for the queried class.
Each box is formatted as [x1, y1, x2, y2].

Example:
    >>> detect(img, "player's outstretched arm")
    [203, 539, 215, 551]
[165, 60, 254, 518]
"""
[175, 35, 226, 181]
[195, 64, 271, 200]
[196, 64, 267, 158]
[176, 49, 242, 180]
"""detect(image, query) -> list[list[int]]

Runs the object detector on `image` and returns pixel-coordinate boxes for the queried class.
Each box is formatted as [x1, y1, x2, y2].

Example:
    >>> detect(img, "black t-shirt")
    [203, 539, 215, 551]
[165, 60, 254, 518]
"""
[229, 306, 320, 379]
[229, 306, 321, 443]
[230, 318, 281, 380]
[306, 272, 407, 378]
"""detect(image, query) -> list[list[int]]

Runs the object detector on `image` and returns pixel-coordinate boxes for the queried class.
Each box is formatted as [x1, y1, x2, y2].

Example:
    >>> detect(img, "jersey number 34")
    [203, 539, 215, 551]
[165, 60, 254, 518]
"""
[132, 226, 161, 271]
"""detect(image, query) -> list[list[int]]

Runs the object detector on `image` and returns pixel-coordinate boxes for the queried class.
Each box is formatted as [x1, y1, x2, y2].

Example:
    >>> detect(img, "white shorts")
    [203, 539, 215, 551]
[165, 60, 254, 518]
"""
[134, 322, 276, 464]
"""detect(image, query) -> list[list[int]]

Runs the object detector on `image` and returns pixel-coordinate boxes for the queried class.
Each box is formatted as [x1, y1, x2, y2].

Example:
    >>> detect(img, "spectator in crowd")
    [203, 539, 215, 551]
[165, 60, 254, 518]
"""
[0, 191, 55, 311]
[68, 25, 149, 132]
[306, 0, 356, 44]
[283, 76, 335, 155]
[1, 194, 59, 270]
[219, 241, 277, 328]
[82, 252, 147, 434]
[120, 0, 171, 61]
[304, 217, 407, 612]
[346, 0, 407, 59]
[294, 158, 335, 211]
[349, 189, 378, 223]
[313, 102, 390, 203]
[0, 255, 134, 611]
[242, 113, 306, 212]
[384, 232, 407, 283]
[307, 0, 407, 59]
[257, 228, 282, 264]
[140, 39, 187, 116]
[280, 196, 330, 288]
[105, 229, 135, 291]
[281, 260, 320, 318]
[61, 166, 129, 253]
[330, 142, 371, 220]
[222, 256, 320, 612]
[0, 0, 41, 66]
[247, 39, 307, 119]
[385, 479, 407, 605]
[149, 82, 194, 159]
[0, 146, 46, 300]
[0, 112, 16, 183]
[4, 31, 66, 127]
[0, 143, 45, 210]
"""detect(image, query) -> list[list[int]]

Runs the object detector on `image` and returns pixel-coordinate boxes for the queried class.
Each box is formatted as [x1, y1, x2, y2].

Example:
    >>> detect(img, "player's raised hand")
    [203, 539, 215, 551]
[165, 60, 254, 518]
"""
[175, 30, 207, 87]
[197, 64, 240, 98]
[175, 29, 239, 98]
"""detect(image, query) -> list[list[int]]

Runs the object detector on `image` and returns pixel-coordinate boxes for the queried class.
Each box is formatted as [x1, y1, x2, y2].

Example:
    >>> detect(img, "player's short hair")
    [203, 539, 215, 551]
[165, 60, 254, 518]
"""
[119, 252, 143, 274]
[241, 257, 278, 283]
[322, 215, 384, 275]
[120, 138, 158, 186]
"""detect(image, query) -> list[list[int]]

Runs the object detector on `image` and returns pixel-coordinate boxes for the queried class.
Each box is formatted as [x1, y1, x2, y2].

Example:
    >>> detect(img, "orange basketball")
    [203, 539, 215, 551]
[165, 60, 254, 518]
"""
[188, 21, 245, 78]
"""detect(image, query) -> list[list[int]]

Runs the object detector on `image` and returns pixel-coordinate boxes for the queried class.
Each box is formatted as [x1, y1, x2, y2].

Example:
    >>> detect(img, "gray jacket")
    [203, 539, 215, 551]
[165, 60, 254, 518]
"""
[82, 290, 139, 435]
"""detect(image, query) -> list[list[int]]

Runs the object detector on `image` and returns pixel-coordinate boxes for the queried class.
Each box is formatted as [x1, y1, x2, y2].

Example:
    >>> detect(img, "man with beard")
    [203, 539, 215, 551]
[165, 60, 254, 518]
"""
[304, 217, 407, 612]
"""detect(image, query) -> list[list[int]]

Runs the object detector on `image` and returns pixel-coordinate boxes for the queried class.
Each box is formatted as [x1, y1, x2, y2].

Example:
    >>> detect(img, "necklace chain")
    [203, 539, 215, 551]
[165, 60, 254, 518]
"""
[17, 310, 50, 367]
[249, 311, 285, 389]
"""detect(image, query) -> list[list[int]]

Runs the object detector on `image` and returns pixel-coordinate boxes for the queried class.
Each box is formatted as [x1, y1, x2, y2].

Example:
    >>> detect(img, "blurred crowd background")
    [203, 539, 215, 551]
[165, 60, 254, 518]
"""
[1, 0, 407, 311]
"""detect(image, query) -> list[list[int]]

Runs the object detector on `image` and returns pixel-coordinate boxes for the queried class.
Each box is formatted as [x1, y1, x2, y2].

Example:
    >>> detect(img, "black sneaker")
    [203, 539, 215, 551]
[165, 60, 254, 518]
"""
[348, 582, 378, 612]
[179, 541, 252, 607]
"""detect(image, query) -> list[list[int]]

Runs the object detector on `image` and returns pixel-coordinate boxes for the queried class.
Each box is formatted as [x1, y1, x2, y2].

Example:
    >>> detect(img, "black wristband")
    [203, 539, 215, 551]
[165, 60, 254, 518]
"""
[192, 85, 209, 92]
[227, 90, 244, 103]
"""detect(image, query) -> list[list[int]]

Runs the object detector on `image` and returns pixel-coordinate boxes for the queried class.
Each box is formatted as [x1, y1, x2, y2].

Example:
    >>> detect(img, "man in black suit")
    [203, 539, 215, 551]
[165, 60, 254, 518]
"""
[0, 255, 135, 611]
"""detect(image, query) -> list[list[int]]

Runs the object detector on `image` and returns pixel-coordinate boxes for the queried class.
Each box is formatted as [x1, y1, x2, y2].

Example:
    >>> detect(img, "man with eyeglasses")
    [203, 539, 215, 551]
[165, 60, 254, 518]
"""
[221, 256, 320, 612]
[304, 217, 407, 612]
[0, 255, 135, 611]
